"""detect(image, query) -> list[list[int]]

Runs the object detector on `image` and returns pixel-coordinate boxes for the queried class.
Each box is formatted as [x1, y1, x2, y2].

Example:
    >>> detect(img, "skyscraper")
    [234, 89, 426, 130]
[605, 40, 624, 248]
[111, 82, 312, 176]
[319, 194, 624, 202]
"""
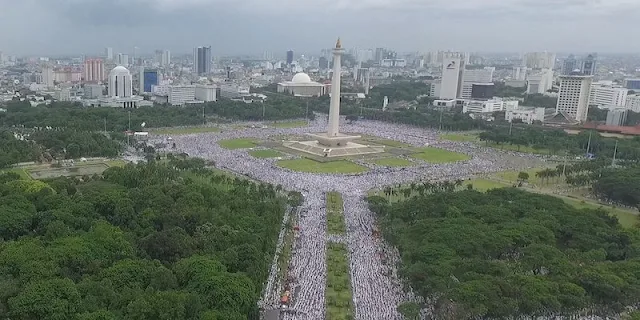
[139, 68, 158, 93]
[133, 46, 139, 63]
[581, 53, 597, 76]
[108, 66, 133, 98]
[83, 58, 105, 83]
[440, 55, 465, 99]
[556, 75, 593, 122]
[286, 50, 294, 65]
[105, 47, 113, 60]
[318, 56, 329, 70]
[562, 54, 577, 75]
[42, 65, 54, 88]
[193, 46, 211, 75]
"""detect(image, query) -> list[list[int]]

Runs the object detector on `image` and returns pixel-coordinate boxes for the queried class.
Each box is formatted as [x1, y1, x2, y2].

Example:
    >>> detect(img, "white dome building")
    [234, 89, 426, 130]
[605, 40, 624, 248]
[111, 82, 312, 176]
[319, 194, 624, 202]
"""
[277, 72, 326, 97]
[108, 65, 133, 98]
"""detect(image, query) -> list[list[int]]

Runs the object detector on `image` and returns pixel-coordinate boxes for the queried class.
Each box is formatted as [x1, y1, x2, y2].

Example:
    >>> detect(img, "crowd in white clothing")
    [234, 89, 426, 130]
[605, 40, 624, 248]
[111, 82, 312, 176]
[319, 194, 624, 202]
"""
[149, 117, 546, 320]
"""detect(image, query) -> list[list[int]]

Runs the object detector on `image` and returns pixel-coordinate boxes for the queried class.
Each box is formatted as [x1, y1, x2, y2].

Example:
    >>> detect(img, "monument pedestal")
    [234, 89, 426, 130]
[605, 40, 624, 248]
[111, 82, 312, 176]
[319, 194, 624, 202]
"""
[284, 133, 384, 158]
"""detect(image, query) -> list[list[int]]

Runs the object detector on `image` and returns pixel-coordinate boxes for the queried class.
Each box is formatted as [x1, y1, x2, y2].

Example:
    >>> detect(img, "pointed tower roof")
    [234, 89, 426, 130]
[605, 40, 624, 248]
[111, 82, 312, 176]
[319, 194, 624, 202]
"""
[335, 38, 341, 49]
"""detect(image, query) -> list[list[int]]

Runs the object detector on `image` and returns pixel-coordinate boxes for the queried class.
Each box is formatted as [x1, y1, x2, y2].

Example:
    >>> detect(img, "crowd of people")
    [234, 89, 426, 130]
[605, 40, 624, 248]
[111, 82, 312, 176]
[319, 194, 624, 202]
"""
[149, 117, 545, 320]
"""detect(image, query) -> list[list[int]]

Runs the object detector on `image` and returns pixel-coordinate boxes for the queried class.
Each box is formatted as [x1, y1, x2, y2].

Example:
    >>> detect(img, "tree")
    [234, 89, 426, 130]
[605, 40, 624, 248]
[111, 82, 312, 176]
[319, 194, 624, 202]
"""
[8, 278, 81, 320]
[517, 171, 529, 183]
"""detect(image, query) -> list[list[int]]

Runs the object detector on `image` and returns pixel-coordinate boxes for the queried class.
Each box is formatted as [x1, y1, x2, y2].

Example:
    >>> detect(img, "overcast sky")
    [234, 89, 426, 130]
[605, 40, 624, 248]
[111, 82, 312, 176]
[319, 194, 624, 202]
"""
[0, 0, 638, 56]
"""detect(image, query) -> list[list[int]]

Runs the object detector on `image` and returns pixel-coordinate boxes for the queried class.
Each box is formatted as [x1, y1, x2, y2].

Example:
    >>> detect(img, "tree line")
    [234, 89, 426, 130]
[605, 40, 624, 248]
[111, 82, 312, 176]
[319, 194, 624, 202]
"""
[0, 161, 288, 319]
[479, 126, 640, 160]
[368, 187, 640, 319]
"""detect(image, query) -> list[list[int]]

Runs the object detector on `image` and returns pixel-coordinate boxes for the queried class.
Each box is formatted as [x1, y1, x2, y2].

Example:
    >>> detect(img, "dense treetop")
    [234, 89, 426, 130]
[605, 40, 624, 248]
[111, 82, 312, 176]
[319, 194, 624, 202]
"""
[0, 161, 287, 319]
[368, 188, 640, 319]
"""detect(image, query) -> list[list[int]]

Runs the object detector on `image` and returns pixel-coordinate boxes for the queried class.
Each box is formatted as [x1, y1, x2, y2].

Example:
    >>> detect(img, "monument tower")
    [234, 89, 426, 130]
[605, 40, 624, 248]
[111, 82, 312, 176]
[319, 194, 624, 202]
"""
[283, 39, 384, 157]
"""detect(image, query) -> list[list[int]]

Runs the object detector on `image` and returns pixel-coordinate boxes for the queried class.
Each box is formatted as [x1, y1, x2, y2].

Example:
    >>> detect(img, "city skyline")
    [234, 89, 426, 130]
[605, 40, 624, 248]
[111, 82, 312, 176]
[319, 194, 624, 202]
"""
[1, 0, 640, 55]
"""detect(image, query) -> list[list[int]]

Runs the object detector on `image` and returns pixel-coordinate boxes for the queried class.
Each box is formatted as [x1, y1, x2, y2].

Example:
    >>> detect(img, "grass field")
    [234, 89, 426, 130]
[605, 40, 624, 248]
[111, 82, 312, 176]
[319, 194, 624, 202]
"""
[277, 159, 367, 174]
[560, 196, 638, 228]
[440, 133, 479, 142]
[249, 149, 284, 158]
[218, 138, 258, 149]
[271, 120, 308, 128]
[326, 243, 353, 320]
[410, 147, 470, 163]
[326, 191, 346, 235]
[150, 126, 220, 135]
[371, 157, 413, 167]
[485, 142, 551, 155]
[467, 179, 510, 191]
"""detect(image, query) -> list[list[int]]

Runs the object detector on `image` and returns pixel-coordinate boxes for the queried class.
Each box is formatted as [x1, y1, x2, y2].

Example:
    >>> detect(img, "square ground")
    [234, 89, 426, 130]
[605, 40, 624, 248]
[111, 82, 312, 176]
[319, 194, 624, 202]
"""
[277, 158, 367, 174]
[218, 138, 258, 149]
[410, 147, 470, 163]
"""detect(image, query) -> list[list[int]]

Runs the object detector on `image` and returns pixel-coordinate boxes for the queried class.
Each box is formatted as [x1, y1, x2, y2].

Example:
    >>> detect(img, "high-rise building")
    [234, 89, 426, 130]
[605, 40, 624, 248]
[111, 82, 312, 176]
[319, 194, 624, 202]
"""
[526, 69, 554, 94]
[162, 50, 171, 66]
[105, 47, 113, 60]
[589, 83, 628, 107]
[625, 94, 640, 112]
[318, 56, 329, 70]
[562, 54, 577, 75]
[440, 57, 465, 99]
[41, 65, 54, 88]
[606, 108, 627, 126]
[556, 75, 593, 122]
[133, 46, 139, 63]
[523, 52, 556, 70]
[193, 46, 211, 75]
[117, 53, 129, 66]
[108, 66, 133, 98]
[286, 50, 294, 65]
[83, 58, 105, 83]
[581, 53, 597, 76]
[139, 68, 159, 93]
[461, 67, 494, 99]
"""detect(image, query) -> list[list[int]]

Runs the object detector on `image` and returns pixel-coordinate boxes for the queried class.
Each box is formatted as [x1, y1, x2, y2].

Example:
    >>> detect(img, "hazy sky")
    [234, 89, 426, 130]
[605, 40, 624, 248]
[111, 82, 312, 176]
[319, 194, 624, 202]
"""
[0, 0, 638, 56]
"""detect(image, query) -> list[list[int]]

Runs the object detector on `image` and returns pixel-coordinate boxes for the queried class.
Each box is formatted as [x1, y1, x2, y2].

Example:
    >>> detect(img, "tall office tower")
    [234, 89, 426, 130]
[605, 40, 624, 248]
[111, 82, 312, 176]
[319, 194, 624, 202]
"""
[556, 75, 593, 122]
[524, 52, 556, 70]
[42, 65, 54, 87]
[154, 50, 163, 65]
[105, 47, 113, 60]
[286, 50, 294, 65]
[83, 58, 105, 82]
[318, 56, 329, 70]
[562, 54, 578, 75]
[440, 58, 464, 99]
[581, 53, 597, 76]
[512, 66, 528, 81]
[116, 53, 129, 66]
[108, 66, 133, 98]
[193, 46, 212, 75]
[162, 50, 171, 66]
[461, 67, 494, 99]
[133, 46, 139, 63]
[139, 68, 159, 93]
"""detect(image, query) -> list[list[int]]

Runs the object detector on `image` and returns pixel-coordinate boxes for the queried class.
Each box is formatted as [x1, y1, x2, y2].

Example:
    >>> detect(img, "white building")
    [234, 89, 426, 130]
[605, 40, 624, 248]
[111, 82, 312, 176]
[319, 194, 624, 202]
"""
[461, 68, 494, 99]
[219, 84, 251, 99]
[155, 85, 196, 106]
[505, 106, 548, 124]
[84, 84, 103, 99]
[53, 88, 71, 101]
[512, 67, 528, 81]
[625, 95, 640, 112]
[526, 69, 554, 94]
[523, 52, 556, 70]
[380, 59, 407, 67]
[108, 66, 133, 98]
[463, 98, 517, 114]
[606, 108, 627, 126]
[42, 65, 54, 88]
[440, 58, 464, 99]
[429, 81, 441, 97]
[589, 83, 628, 108]
[277, 73, 326, 97]
[556, 75, 593, 122]
[195, 85, 217, 102]
[105, 47, 113, 60]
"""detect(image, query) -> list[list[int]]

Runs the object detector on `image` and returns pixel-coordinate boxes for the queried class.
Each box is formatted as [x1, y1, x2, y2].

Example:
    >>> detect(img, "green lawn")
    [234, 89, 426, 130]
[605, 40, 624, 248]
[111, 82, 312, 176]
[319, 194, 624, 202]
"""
[0, 168, 32, 180]
[271, 120, 308, 128]
[326, 243, 353, 320]
[371, 157, 413, 167]
[493, 168, 551, 186]
[561, 197, 638, 228]
[326, 192, 346, 235]
[410, 147, 470, 163]
[467, 179, 510, 191]
[218, 138, 258, 149]
[249, 149, 284, 158]
[441, 133, 479, 142]
[150, 126, 220, 135]
[105, 160, 127, 167]
[277, 159, 367, 174]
